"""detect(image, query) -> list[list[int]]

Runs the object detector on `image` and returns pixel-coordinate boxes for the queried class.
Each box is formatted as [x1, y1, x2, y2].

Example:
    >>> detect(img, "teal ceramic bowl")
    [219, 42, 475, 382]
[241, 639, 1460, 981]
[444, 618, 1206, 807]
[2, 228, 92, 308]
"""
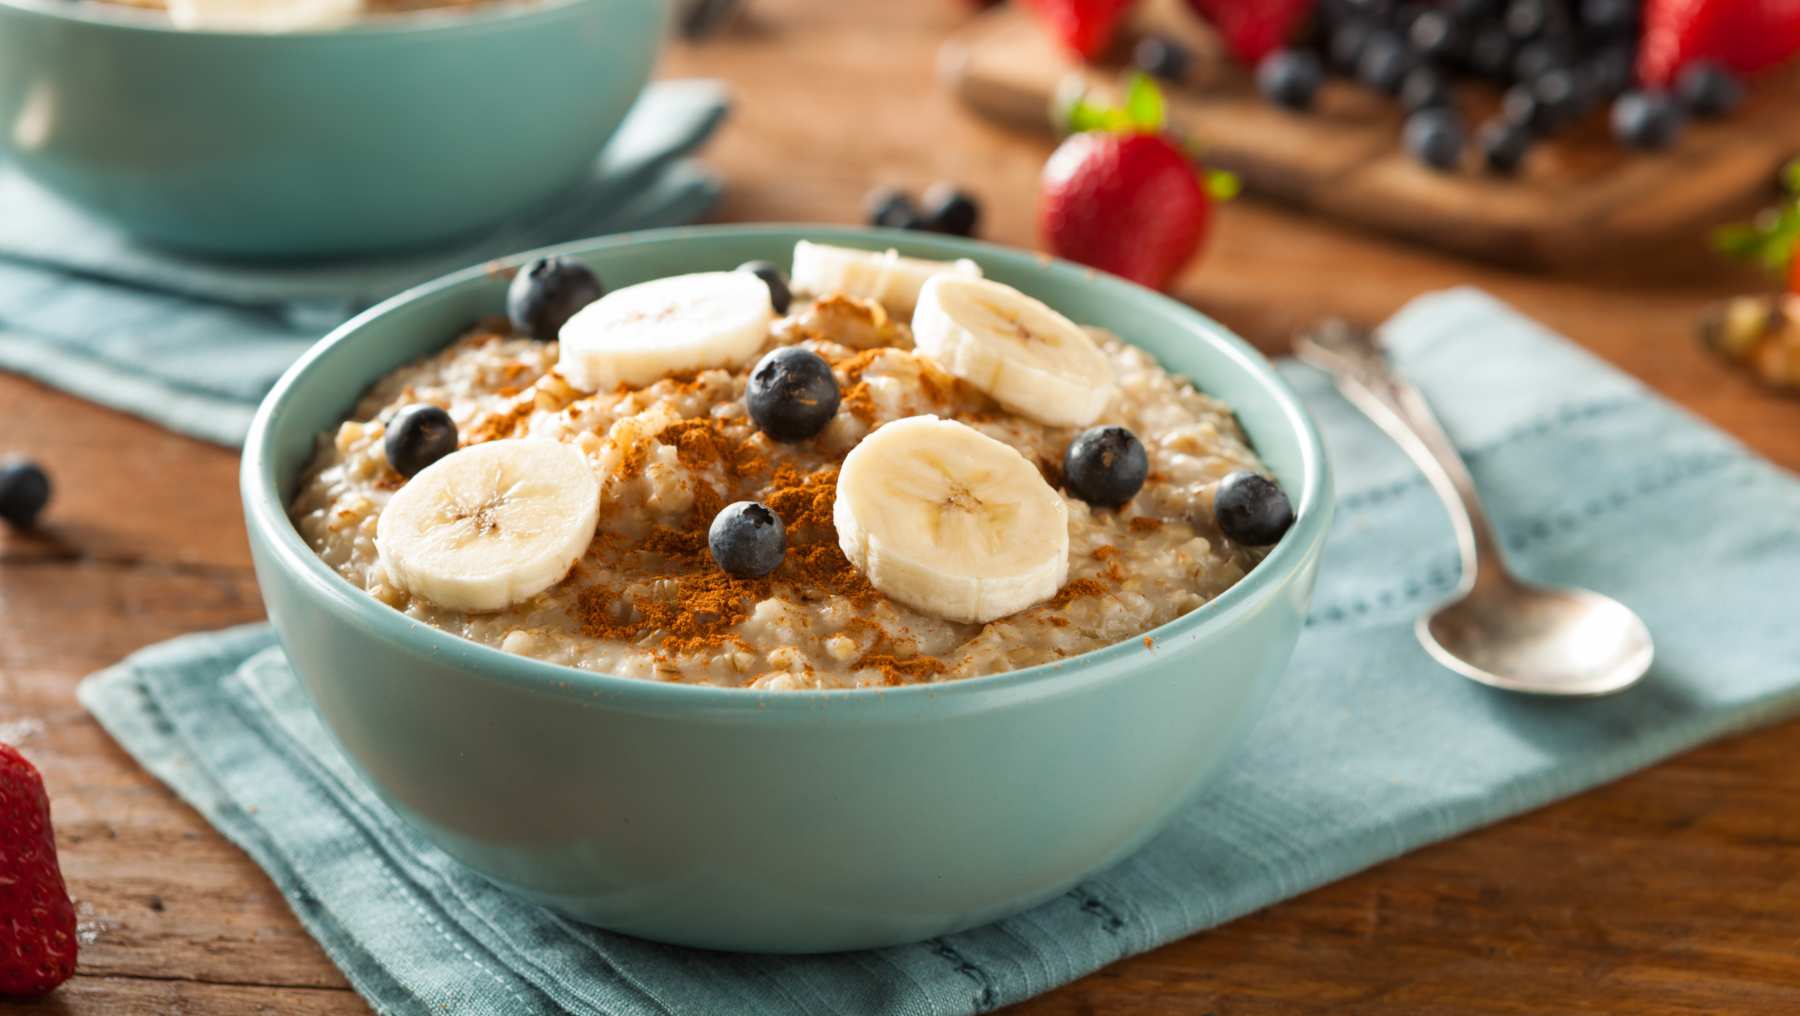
[0, 0, 665, 257]
[241, 225, 1333, 952]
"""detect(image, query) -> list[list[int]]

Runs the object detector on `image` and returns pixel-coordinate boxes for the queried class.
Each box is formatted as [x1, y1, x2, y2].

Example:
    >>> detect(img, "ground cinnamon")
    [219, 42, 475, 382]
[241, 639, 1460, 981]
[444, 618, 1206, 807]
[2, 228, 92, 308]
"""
[571, 417, 945, 680]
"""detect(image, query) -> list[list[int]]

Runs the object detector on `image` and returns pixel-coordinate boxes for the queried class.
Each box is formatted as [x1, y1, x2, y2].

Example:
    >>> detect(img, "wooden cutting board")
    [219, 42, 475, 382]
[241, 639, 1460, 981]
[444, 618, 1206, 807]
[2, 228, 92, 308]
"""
[939, 1, 1800, 269]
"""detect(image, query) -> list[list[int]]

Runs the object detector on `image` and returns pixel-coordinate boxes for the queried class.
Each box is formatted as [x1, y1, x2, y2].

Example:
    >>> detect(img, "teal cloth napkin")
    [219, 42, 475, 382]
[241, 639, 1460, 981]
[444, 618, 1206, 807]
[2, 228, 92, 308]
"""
[0, 80, 729, 448]
[77, 289, 1800, 1015]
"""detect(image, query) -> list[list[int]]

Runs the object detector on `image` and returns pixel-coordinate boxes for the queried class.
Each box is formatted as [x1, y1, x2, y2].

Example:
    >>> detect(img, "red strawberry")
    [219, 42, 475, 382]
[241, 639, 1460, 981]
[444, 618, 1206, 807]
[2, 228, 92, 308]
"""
[1789, 248, 1800, 294]
[1041, 131, 1212, 290]
[0, 744, 77, 998]
[1639, 0, 1800, 86]
[1186, 0, 1315, 65]
[1022, 0, 1136, 60]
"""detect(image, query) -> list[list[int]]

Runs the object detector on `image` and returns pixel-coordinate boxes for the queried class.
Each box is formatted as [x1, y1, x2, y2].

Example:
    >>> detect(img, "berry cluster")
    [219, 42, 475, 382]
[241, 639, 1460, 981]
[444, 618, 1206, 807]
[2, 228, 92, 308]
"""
[1120, 1, 1754, 175]
[1256, 0, 1741, 172]
[863, 184, 983, 237]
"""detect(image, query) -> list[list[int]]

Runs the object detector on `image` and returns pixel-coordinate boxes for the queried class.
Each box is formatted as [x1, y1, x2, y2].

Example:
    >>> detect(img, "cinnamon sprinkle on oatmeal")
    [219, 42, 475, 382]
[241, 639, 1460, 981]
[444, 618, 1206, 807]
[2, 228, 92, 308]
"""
[1046, 578, 1107, 610]
[1128, 516, 1163, 533]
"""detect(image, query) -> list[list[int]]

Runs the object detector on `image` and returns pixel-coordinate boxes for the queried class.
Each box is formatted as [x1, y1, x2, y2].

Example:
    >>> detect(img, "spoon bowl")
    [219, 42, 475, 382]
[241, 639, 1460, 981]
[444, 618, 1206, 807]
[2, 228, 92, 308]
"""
[1420, 581, 1654, 697]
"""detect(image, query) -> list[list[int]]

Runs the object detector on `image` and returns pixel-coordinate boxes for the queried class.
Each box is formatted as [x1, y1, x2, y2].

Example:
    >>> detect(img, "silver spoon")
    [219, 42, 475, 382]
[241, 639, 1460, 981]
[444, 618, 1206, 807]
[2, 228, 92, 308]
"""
[1295, 319, 1653, 697]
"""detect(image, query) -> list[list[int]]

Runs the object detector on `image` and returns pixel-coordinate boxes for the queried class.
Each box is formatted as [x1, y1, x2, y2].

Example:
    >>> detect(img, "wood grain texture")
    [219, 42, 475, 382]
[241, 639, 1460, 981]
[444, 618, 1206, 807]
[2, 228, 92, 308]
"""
[941, 3, 1800, 269]
[2, 1, 1798, 1013]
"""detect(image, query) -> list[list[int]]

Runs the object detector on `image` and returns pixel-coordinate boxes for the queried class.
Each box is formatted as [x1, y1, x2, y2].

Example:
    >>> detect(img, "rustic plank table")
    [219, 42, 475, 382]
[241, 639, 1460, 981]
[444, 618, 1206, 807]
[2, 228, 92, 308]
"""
[4, 2, 1799, 1012]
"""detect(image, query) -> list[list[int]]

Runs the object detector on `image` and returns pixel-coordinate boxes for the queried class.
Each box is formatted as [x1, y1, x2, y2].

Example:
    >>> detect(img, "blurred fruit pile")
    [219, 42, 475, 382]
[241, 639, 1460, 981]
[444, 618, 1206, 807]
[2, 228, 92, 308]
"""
[1018, 0, 1800, 173]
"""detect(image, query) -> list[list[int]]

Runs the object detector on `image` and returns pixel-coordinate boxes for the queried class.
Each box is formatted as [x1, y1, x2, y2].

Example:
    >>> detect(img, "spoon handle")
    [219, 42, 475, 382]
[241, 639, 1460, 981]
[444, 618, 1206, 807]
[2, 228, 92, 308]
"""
[1294, 319, 1511, 594]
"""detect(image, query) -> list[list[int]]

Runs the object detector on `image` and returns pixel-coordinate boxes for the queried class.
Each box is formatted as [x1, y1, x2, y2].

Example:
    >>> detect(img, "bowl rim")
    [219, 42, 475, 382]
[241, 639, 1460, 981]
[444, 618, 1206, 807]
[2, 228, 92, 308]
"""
[0, 0, 596, 38]
[242, 224, 1332, 713]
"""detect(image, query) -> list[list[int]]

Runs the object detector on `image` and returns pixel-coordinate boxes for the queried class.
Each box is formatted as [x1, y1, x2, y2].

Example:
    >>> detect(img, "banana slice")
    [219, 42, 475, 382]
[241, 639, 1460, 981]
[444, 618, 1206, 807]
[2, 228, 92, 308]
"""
[835, 416, 1069, 624]
[911, 274, 1115, 428]
[167, 0, 362, 30]
[558, 272, 775, 392]
[790, 241, 983, 315]
[375, 440, 599, 612]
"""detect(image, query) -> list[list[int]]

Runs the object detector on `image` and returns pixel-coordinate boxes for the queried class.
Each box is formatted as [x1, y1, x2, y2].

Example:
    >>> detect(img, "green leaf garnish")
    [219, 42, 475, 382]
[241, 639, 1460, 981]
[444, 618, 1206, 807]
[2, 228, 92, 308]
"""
[1714, 180, 1800, 276]
[1781, 157, 1800, 196]
[1205, 169, 1241, 201]
[1123, 73, 1167, 133]
[1052, 73, 1169, 137]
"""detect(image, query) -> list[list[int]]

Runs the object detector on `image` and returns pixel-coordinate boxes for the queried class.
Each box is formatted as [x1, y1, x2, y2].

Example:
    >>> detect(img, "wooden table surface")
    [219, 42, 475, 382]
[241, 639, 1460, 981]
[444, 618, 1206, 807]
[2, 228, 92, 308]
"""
[4, 2, 1799, 1013]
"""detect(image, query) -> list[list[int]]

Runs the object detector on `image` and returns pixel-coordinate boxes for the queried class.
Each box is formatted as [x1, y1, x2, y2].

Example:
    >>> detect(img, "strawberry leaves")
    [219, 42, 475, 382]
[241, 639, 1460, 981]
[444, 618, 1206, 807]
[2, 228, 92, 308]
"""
[1714, 159, 1800, 281]
[1053, 74, 1240, 200]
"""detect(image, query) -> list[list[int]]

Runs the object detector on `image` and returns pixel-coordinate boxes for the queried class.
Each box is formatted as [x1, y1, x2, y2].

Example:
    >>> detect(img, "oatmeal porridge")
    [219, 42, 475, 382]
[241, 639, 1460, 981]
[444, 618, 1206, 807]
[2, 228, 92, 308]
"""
[288, 242, 1295, 690]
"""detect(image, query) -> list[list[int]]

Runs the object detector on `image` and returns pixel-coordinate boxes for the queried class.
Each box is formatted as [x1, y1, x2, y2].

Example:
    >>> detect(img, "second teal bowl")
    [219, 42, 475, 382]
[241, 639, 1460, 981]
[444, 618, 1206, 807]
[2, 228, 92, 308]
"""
[0, 0, 666, 257]
[241, 226, 1334, 952]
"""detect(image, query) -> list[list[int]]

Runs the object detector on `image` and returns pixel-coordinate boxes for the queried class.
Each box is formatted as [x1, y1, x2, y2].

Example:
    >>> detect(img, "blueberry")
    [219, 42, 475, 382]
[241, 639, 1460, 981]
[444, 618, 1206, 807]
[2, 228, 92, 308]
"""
[737, 260, 792, 315]
[1400, 66, 1453, 112]
[1257, 49, 1325, 110]
[1357, 31, 1416, 94]
[1062, 426, 1149, 509]
[1133, 34, 1193, 82]
[1502, 82, 1554, 132]
[709, 501, 785, 578]
[1477, 117, 1533, 173]
[919, 184, 981, 237]
[1404, 107, 1465, 170]
[1512, 38, 1570, 82]
[1579, 0, 1637, 34]
[1328, 20, 1375, 72]
[0, 458, 51, 529]
[1408, 11, 1463, 61]
[746, 346, 841, 442]
[1444, 0, 1498, 20]
[679, 0, 739, 40]
[1212, 471, 1294, 546]
[385, 405, 458, 478]
[1584, 43, 1638, 98]
[506, 257, 604, 341]
[1675, 61, 1743, 117]
[1532, 67, 1584, 121]
[1612, 90, 1683, 149]
[1468, 25, 1515, 79]
[1505, 0, 1549, 39]
[1392, 3, 1430, 36]
[865, 187, 919, 230]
